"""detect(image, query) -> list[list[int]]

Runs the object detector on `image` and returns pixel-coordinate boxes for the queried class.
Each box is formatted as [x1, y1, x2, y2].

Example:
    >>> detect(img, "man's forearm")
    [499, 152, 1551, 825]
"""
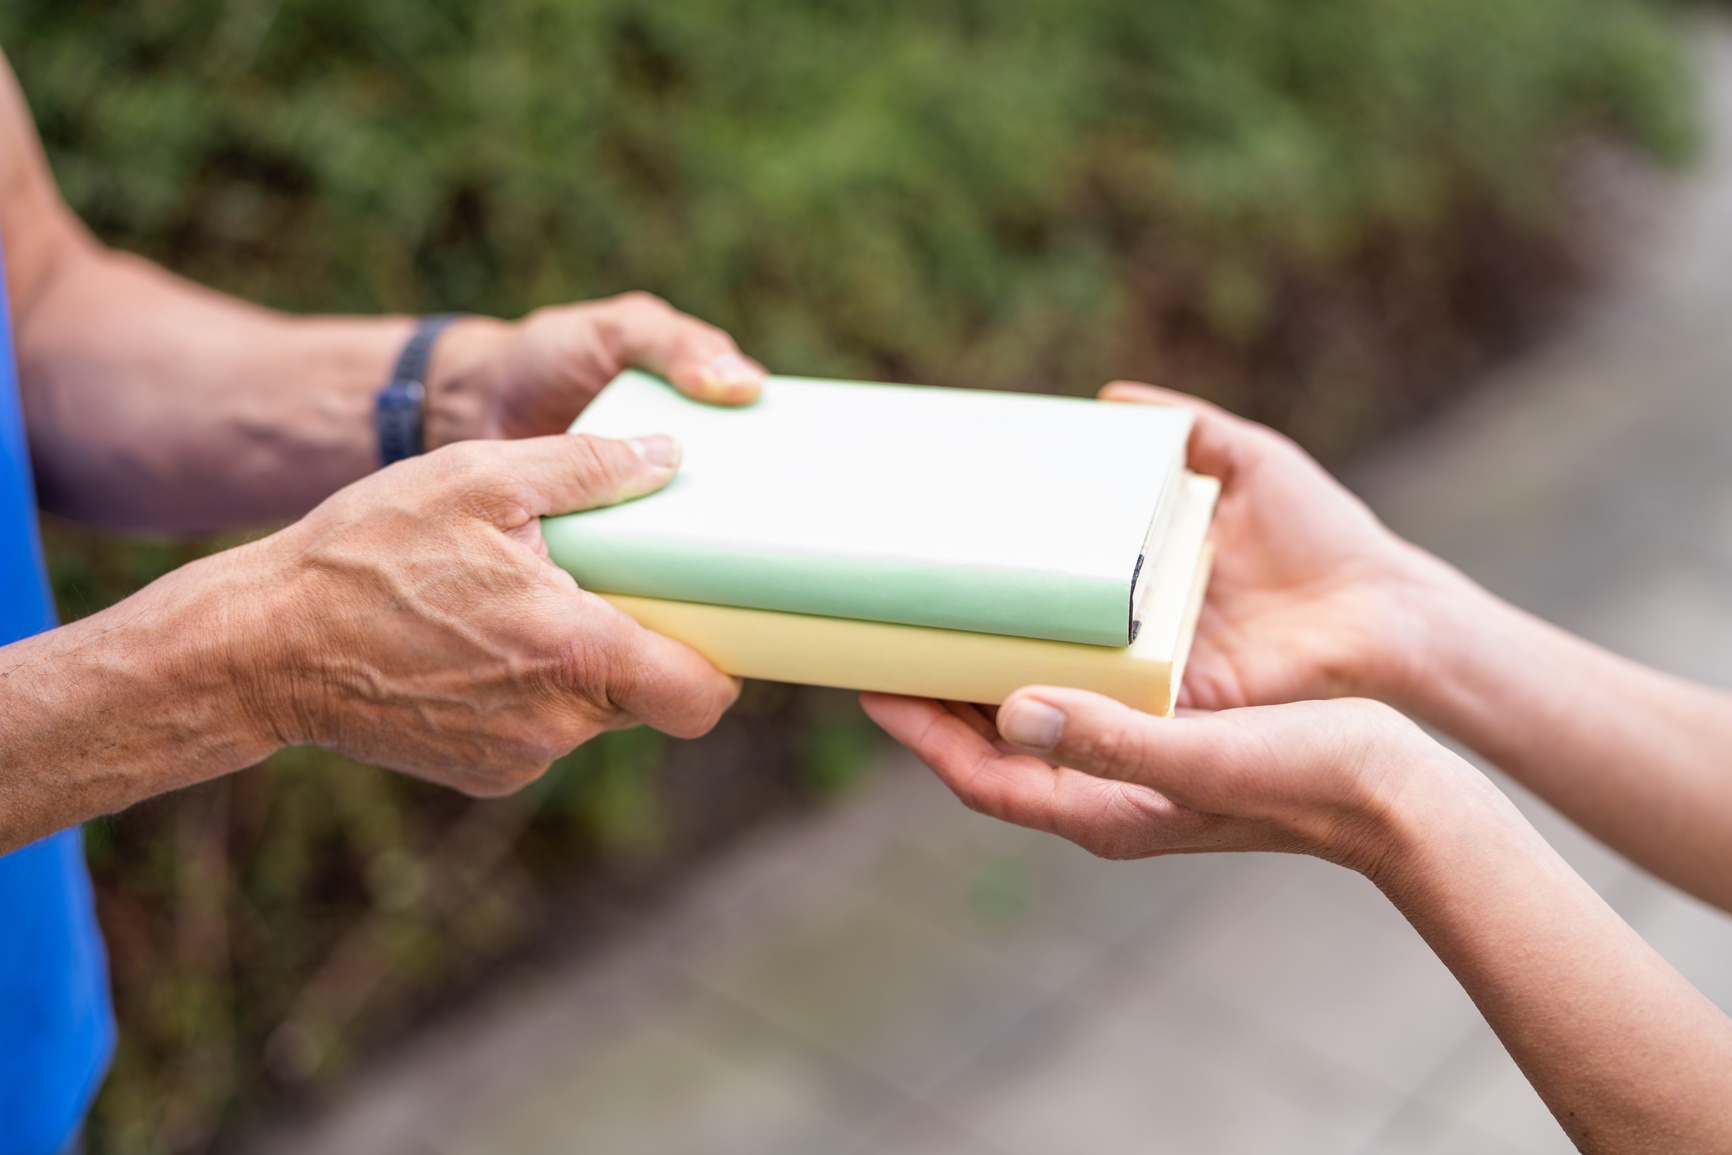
[1375, 772, 1732, 1154]
[0, 42, 517, 532]
[0, 548, 280, 851]
[15, 238, 507, 531]
[1384, 562, 1732, 911]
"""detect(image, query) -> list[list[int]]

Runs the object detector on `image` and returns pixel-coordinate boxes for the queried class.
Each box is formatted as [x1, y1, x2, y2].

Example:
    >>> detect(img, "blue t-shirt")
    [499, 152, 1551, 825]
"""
[0, 247, 116, 1153]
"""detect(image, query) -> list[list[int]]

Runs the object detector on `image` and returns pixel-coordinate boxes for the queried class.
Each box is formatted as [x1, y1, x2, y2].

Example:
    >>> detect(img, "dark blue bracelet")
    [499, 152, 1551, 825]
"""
[375, 313, 469, 468]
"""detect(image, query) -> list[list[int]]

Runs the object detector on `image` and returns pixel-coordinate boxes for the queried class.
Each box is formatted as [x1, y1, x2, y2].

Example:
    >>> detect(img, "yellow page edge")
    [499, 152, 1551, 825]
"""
[598, 474, 1221, 716]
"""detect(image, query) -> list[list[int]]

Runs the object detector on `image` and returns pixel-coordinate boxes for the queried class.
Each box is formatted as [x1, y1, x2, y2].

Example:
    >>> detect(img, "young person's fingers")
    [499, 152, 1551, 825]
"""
[861, 692, 1253, 858]
[862, 694, 999, 793]
[862, 693, 1056, 825]
[1097, 380, 1267, 489]
[1098, 380, 1224, 414]
[864, 693, 1084, 831]
[941, 700, 1002, 743]
[993, 687, 1428, 839]
[992, 685, 1244, 810]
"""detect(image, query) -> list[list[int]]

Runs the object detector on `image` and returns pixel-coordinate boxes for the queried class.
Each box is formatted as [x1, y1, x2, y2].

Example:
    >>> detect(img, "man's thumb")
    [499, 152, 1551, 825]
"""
[479, 432, 682, 520]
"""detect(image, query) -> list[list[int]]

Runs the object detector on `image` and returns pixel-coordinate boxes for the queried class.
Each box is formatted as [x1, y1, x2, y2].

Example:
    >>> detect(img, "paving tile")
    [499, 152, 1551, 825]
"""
[436, 1009, 871, 1155]
[931, 982, 1402, 1155]
[1116, 855, 1482, 1097]
[1359, 1113, 1549, 1155]
[1674, 477, 1732, 574]
[873, 780, 1224, 950]
[866, 819, 1221, 985]
[863, 838, 1115, 993]
[684, 882, 1055, 1097]
[1373, 1025, 1575, 1155]
[852, 1101, 1016, 1155]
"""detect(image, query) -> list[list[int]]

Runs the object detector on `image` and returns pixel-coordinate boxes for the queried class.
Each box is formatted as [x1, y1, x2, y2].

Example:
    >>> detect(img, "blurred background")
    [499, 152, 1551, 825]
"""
[0, 1, 1713, 1152]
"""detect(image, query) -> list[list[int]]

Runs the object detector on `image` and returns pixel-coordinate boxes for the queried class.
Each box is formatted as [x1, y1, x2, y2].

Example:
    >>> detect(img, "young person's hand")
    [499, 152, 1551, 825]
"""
[860, 689, 1466, 871]
[864, 685, 1732, 1153]
[424, 292, 766, 448]
[1099, 382, 1732, 921]
[1099, 383, 1470, 712]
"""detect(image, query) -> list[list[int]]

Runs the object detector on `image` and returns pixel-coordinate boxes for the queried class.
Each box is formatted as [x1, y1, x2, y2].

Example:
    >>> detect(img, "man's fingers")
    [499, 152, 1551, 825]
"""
[447, 432, 682, 524]
[569, 595, 742, 739]
[600, 291, 765, 406]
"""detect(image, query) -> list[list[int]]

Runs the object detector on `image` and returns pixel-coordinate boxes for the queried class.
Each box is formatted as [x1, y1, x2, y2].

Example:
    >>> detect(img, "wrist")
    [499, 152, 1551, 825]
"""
[421, 316, 516, 448]
[1380, 556, 1554, 752]
[142, 548, 290, 770]
[1361, 761, 1572, 984]
[1347, 736, 1531, 894]
[0, 550, 285, 846]
[216, 531, 349, 752]
[1342, 542, 1497, 711]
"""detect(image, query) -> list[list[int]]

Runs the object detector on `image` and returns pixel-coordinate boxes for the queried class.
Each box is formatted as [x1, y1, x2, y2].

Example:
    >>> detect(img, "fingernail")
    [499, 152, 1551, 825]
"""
[705, 352, 762, 385]
[628, 435, 681, 469]
[998, 697, 1065, 751]
[701, 353, 763, 402]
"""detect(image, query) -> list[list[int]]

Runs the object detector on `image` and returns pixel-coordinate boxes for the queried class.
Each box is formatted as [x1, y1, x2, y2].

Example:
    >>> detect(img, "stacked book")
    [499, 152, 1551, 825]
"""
[544, 371, 1218, 715]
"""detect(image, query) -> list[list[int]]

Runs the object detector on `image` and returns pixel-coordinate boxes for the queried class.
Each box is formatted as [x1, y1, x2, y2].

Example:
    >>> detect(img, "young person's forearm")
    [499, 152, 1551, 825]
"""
[0, 550, 280, 851]
[1378, 560, 1732, 912]
[1374, 772, 1732, 1153]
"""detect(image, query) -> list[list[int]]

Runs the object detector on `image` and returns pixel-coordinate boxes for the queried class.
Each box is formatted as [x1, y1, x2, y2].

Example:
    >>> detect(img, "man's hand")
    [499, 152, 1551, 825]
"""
[0, 429, 742, 850]
[231, 432, 741, 796]
[425, 292, 766, 448]
[1099, 382, 1467, 710]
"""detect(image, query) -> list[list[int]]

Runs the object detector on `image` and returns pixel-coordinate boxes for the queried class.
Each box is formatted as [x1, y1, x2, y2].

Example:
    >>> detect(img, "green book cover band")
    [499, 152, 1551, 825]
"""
[542, 528, 1131, 646]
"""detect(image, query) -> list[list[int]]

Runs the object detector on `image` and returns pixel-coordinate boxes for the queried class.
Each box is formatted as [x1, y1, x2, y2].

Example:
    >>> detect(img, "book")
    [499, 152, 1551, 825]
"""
[594, 472, 1218, 715]
[543, 371, 1195, 647]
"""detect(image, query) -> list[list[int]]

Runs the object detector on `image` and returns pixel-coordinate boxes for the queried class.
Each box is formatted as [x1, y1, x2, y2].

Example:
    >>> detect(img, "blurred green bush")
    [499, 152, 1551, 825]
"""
[6, 0, 1697, 439]
[0, 0, 1698, 1151]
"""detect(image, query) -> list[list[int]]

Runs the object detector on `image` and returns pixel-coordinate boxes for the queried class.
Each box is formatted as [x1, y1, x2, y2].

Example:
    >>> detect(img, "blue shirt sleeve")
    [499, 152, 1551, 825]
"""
[0, 229, 116, 1154]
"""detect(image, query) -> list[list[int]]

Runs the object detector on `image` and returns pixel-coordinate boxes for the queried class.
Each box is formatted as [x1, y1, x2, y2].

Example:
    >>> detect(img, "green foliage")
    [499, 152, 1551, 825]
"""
[545, 727, 669, 851]
[0, 1, 1701, 1151]
[3, 0, 1697, 417]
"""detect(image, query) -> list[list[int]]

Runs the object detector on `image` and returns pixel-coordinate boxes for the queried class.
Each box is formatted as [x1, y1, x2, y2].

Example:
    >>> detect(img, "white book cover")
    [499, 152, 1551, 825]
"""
[543, 371, 1194, 646]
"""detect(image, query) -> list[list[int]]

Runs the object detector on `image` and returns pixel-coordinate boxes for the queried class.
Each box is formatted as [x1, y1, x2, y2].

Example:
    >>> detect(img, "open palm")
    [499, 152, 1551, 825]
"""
[1100, 383, 1447, 711]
